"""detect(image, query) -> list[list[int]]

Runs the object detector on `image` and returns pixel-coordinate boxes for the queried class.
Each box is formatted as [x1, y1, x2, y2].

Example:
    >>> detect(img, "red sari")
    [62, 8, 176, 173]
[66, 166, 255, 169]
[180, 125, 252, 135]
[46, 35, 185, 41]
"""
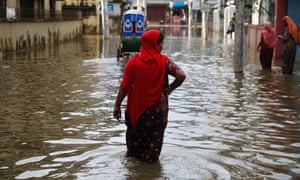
[120, 30, 179, 161]
[121, 30, 168, 131]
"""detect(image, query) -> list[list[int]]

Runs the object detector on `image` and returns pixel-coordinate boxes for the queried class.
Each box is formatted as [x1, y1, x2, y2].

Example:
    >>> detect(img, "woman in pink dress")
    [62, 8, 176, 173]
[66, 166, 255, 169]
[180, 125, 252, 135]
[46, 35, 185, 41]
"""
[257, 21, 277, 70]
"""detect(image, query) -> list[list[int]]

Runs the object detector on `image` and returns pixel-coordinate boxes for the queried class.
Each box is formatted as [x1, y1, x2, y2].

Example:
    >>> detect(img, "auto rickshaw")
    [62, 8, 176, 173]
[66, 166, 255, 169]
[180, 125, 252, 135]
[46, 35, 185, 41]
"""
[117, 9, 145, 61]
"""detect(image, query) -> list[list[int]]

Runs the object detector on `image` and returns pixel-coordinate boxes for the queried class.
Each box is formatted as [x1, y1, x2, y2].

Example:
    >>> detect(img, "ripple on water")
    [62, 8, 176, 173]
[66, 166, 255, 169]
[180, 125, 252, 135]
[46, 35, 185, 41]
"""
[44, 138, 102, 145]
[15, 169, 57, 179]
[1, 35, 300, 179]
[15, 156, 47, 166]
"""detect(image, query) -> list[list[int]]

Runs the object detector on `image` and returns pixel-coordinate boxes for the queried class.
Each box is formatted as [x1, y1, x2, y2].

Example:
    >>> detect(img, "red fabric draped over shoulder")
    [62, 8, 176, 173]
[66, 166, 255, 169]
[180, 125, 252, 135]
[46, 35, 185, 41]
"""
[121, 29, 168, 131]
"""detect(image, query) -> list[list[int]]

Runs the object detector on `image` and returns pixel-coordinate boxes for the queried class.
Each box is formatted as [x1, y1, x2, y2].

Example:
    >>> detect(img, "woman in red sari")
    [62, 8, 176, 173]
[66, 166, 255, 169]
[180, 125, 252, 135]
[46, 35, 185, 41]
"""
[257, 21, 277, 70]
[113, 29, 186, 162]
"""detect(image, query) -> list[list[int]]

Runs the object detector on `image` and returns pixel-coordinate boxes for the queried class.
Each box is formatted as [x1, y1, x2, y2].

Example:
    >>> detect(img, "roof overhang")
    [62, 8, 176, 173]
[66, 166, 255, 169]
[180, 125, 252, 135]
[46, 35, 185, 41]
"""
[169, 1, 187, 8]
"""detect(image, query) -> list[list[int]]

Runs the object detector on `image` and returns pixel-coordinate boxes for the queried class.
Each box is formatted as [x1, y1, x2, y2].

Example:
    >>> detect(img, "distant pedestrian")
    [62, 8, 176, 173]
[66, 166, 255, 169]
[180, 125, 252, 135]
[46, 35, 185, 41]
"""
[278, 16, 300, 74]
[226, 15, 235, 39]
[257, 21, 277, 70]
[113, 29, 186, 162]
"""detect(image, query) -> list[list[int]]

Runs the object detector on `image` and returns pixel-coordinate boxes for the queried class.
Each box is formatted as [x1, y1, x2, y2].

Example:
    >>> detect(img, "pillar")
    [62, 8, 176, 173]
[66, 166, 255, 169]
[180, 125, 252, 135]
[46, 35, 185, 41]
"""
[44, 0, 50, 11]
[274, 0, 287, 63]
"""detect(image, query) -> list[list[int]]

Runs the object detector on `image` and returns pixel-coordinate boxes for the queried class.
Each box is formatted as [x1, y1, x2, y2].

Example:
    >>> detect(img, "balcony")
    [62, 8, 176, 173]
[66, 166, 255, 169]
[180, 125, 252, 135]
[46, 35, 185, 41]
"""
[0, 6, 95, 22]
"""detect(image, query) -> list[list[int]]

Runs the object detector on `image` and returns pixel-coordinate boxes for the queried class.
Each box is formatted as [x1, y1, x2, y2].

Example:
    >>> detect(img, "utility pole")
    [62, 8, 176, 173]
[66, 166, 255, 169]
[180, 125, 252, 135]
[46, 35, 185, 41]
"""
[233, 0, 244, 73]
[144, 0, 147, 19]
[100, 0, 110, 37]
[188, 0, 192, 37]
[137, 0, 141, 10]
[201, 0, 208, 40]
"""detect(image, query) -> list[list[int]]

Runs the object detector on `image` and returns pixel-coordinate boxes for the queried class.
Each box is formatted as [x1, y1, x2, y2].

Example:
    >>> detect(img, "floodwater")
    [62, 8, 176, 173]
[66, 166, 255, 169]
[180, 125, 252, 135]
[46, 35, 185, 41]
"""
[0, 28, 300, 179]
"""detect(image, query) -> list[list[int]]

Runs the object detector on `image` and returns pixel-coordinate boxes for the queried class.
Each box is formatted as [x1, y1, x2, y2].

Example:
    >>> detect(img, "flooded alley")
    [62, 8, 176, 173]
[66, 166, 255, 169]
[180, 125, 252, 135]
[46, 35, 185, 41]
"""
[0, 29, 300, 179]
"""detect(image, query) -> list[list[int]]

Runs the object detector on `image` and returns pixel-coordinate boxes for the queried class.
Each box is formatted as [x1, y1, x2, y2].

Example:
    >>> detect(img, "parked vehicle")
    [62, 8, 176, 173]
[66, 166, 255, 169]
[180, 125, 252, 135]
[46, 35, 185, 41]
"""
[117, 9, 145, 61]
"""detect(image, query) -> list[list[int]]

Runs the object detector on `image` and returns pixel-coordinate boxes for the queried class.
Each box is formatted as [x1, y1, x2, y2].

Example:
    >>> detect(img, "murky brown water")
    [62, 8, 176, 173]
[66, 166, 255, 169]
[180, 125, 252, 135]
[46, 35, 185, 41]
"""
[0, 29, 300, 179]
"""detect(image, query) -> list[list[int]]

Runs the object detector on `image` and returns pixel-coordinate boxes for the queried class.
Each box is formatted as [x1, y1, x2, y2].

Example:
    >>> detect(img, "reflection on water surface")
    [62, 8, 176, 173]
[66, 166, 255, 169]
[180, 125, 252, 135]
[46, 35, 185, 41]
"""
[0, 31, 299, 179]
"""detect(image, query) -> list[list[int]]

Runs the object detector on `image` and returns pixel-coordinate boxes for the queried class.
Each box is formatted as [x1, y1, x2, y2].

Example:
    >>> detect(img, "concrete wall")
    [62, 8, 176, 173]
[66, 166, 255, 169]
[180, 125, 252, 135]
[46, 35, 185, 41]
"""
[247, 24, 263, 50]
[213, 9, 223, 32]
[0, 20, 82, 53]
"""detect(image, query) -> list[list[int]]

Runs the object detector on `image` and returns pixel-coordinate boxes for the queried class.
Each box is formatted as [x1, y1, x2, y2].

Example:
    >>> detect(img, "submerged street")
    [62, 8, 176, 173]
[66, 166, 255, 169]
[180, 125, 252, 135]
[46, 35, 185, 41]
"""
[0, 29, 300, 179]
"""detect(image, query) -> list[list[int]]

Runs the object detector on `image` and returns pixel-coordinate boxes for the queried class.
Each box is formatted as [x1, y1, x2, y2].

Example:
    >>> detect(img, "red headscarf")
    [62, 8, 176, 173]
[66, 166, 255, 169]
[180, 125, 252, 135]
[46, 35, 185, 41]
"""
[262, 21, 277, 48]
[284, 16, 300, 45]
[121, 29, 168, 130]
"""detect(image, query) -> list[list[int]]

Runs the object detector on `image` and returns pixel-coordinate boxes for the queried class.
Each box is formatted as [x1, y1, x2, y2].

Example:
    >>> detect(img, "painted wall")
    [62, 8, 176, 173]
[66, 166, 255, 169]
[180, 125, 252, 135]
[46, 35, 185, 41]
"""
[213, 8, 221, 32]
[247, 24, 263, 50]
[0, 20, 82, 53]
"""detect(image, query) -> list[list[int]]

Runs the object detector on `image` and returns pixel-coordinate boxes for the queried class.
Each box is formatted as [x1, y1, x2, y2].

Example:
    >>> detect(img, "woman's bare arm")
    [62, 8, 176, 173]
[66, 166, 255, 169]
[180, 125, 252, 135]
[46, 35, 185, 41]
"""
[168, 69, 186, 95]
[113, 87, 126, 120]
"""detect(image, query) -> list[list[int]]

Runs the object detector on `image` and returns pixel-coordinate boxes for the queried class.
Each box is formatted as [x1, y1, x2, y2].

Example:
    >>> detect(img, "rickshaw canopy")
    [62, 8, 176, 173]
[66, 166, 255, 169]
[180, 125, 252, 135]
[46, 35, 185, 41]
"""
[123, 9, 145, 37]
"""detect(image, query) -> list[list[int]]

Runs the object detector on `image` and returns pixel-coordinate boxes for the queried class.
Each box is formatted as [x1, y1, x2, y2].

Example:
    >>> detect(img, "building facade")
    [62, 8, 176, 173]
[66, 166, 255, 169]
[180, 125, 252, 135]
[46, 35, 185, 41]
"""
[0, 0, 83, 53]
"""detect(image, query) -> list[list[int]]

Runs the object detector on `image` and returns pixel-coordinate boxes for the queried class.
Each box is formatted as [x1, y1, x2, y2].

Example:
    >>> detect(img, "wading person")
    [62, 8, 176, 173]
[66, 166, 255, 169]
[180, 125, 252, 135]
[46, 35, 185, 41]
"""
[278, 16, 300, 74]
[226, 15, 235, 40]
[257, 21, 277, 70]
[113, 29, 186, 162]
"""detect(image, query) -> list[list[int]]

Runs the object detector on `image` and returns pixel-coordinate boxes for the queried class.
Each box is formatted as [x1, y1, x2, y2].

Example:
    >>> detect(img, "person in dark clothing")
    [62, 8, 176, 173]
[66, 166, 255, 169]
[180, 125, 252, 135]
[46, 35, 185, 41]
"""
[257, 21, 277, 70]
[227, 13, 235, 39]
[278, 16, 300, 74]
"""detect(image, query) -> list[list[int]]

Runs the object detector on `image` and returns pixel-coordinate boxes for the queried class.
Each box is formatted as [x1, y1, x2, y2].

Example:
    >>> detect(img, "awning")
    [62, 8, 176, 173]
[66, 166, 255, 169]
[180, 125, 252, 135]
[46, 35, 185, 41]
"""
[169, 1, 187, 8]
[206, 0, 218, 5]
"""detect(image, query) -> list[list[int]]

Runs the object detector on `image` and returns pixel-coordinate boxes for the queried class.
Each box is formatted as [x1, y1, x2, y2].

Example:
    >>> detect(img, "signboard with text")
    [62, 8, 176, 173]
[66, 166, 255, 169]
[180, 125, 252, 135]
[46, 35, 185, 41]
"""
[99, 3, 120, 16]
